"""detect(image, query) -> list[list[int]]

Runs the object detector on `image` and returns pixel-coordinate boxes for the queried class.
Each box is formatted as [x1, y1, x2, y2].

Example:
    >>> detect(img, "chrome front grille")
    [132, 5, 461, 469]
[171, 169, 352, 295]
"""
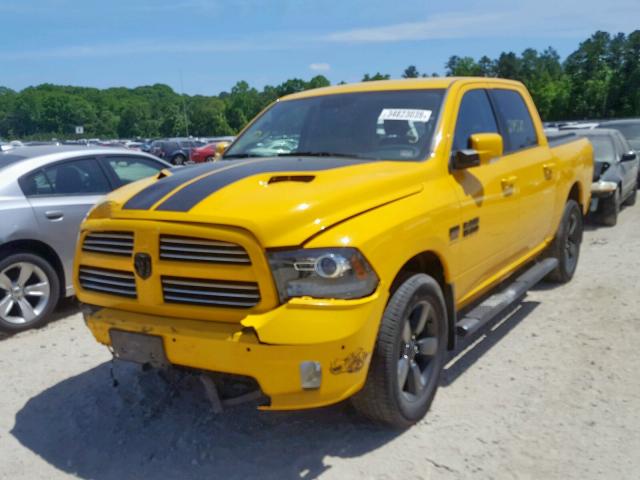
[78, 266, 137, 298]
[82, 232, 134, 257]
[162, 276, 260, 308]
[159, 235, 251, 265]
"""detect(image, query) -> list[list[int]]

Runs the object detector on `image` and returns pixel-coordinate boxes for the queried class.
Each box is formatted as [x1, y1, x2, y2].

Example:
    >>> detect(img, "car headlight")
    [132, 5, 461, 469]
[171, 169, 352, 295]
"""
[268, 248, 379, 302]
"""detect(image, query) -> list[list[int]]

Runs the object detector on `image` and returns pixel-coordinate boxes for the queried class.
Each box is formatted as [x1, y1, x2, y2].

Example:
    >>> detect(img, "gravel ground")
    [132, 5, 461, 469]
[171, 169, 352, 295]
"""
[1, 205, 639, 480]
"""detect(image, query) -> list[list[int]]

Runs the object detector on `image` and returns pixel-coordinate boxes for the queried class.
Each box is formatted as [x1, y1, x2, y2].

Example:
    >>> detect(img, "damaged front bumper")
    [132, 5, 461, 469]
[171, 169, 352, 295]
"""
[83, 290, 386, 410]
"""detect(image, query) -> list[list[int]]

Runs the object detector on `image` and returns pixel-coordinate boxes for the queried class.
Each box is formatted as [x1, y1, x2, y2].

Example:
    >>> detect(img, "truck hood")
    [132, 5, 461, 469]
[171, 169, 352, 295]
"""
[108, 157, 424, 247]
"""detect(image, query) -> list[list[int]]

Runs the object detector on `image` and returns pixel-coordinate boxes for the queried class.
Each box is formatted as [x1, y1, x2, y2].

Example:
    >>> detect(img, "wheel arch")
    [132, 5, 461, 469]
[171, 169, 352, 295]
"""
[0, 239, 65, 299]
[389, 251, 457, 351]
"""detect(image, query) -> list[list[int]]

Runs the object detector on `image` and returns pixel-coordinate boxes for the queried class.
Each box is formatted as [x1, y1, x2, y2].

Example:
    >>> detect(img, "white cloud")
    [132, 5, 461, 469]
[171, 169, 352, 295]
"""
[0, 39, 291, 61]
[325, 2, 640, 43]
[309, 63, 331, 71]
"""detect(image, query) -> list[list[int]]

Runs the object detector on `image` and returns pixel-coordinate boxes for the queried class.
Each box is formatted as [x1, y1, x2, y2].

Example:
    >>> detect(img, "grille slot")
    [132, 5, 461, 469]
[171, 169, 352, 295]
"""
[79, 266, 137, 298]
[162, 276, 260, 308]
[159, 235, 251, 264]
[82, 231, 134, 256]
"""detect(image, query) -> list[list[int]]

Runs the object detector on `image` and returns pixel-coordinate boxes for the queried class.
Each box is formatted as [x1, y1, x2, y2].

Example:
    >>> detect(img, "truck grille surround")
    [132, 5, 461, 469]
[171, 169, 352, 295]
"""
[161, 277, 261, 308]
[78, 227, 269, 315]
[82, 232, 134, 256]
[78, 266, 137, 298]
[159, 235, 251, 264]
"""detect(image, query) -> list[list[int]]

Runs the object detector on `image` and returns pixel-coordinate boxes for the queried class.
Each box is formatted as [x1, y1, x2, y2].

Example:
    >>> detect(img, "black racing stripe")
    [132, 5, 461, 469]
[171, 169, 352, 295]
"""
[155, 157, 369, 212]
[123, 162, 232, 210]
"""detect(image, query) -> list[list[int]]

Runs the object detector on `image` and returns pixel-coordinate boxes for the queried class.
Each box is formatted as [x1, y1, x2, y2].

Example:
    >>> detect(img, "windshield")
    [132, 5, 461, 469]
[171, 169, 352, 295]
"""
[224, 89, 445, 161]
[605, 123, 640, 150]
[587, 136, 616, 163]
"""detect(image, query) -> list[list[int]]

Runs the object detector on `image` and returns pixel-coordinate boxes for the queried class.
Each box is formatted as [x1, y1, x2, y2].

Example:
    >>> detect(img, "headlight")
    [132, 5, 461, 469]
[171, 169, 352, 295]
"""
[268, 248, 379, 301]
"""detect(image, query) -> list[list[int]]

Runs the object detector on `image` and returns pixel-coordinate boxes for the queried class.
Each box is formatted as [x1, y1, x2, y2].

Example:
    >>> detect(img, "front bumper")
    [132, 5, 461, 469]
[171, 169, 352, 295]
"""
[84, 291, 386, 410]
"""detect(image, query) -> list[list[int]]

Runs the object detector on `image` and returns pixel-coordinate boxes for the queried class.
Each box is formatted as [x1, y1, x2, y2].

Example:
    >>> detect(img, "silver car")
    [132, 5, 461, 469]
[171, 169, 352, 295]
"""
[0, 146, 170, 332]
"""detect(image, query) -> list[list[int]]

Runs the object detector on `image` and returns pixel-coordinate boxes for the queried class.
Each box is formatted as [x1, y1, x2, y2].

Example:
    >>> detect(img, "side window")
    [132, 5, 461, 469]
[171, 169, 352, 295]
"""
[452, 90, 499, 152]
[42, 158, 110, 195]
[21, 170, 54, 196]
[490, 89, 538, 153]
[103, 156, 163, 186]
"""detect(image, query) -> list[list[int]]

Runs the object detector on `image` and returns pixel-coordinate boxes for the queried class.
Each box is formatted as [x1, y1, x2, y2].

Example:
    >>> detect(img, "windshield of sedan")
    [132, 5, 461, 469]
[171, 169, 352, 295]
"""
[606, 123, 640, 150]
[224, 89, 445, 161]
[587, 135, 616, 163]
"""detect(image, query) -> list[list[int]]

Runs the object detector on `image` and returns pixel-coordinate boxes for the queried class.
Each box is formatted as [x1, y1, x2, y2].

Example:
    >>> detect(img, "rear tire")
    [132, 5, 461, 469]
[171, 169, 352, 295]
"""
[0, 253, 60, 333]
[600, 188, 620, 226]
[623, 182, 637, 207]
[172, 154, 186, 166]
[545, 200, 583, 283]
[351, 274, 447, 428]
[205, 156, 214, 162]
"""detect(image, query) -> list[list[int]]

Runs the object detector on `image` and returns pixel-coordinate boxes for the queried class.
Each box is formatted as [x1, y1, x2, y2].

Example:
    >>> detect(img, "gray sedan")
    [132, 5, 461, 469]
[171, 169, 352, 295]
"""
[0, 146, 170, 332]
[577, 129, 639, 226]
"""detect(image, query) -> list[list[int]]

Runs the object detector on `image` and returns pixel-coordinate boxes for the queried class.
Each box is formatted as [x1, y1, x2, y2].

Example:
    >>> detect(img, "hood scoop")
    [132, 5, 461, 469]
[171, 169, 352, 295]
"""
[267, 175, 315, 185]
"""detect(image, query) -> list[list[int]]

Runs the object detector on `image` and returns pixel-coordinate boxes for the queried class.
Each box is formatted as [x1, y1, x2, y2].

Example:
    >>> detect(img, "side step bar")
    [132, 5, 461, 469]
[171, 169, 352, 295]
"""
[456, 258, 558, 338]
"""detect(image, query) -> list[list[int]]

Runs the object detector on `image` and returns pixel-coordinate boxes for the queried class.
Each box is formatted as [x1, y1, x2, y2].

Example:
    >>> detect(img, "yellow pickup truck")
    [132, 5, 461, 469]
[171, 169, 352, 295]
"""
[75, 78, 593, 427]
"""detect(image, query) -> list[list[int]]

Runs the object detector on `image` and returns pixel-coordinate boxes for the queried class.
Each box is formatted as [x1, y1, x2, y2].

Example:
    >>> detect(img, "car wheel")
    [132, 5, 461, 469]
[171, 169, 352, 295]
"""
[601, 188, 620, 226]
[623, 182, 637, 207]
[205, 156, 214, 162]
[545, 200, 583, 283]
[172, 154, 186, 166]
[0, 253, 60, 333]
[352, 274, 447, 428]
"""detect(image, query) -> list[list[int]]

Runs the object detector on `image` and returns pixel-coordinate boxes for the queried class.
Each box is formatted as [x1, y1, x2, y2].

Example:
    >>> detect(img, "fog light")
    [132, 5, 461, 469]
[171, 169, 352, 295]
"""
[300, 361, 322, 390]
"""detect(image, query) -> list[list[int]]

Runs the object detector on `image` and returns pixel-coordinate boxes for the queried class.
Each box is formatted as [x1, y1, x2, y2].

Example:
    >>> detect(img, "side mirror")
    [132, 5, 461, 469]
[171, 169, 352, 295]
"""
[621, 151, 637, 162]
[470, 133, 503, 164]
[452, 149, 480, 169]
[452, 133, 503, 170]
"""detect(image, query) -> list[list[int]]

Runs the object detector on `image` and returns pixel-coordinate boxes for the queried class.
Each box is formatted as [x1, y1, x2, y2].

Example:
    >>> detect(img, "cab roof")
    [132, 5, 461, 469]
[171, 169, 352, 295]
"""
[282, 77, 525, 101]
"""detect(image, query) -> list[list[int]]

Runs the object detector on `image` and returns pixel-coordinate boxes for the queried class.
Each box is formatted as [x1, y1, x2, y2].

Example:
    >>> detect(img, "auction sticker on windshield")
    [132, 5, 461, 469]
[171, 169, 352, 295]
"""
[378, 109, 432, 122]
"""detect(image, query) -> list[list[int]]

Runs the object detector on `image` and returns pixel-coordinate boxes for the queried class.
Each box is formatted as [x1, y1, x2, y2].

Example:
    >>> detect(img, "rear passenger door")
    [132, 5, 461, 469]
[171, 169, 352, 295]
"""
[488, 88, 557, 253]
[448, 86, 521, 302]
[21, 158, 112, 293]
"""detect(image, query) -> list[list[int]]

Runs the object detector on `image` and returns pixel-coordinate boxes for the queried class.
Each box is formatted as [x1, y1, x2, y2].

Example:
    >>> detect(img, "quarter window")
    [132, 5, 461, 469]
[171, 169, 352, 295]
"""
[490, 89, 538, 153]
[452, 90, 499, 152]
[103, 156, 163, 186]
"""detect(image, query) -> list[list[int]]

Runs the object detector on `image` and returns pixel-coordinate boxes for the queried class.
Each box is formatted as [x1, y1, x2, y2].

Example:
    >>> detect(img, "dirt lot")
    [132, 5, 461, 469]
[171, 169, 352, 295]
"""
[1, 205, 639, 480]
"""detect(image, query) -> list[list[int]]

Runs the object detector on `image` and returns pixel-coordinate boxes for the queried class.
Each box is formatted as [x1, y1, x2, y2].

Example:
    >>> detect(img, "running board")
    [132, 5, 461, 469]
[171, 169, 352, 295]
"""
[456, 258, 558, 338]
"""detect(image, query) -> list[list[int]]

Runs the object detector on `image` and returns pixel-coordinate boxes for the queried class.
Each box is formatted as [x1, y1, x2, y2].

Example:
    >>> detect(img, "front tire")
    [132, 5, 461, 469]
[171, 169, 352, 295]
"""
[352, 274, 447, 428]
[546, 200, 583, 283]
[0, 253, 60, 333]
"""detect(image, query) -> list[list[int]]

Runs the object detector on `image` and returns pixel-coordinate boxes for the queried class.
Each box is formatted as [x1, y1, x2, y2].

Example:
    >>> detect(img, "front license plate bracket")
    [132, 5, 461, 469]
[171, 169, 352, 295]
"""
[109, 330, 169, 368]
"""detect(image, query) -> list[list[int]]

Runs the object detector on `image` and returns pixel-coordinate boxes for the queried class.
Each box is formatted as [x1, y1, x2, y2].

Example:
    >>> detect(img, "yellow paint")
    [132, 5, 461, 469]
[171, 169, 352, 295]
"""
[76, 78, 593, 410]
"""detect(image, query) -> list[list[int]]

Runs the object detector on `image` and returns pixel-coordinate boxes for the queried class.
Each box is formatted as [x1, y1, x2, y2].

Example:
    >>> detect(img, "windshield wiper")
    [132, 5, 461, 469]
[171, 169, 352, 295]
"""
[276, 151, 369, 160]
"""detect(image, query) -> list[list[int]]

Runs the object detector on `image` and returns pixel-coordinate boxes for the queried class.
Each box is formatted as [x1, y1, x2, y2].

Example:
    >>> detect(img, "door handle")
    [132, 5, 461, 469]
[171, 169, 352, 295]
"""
[501, 176, 517, 188]
[45, 210, 64, 221]
[543, 163, 556, 180]
[501, 176, 517, 196]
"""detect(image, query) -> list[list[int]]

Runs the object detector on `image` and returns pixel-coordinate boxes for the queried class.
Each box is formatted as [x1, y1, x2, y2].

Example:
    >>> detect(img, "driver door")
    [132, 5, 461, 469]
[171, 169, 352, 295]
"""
[447, 86, 521, 304]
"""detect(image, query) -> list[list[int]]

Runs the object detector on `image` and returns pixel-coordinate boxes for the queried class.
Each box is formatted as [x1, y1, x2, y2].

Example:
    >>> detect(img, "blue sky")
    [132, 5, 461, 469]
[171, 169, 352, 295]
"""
[1, 0, 638, 95]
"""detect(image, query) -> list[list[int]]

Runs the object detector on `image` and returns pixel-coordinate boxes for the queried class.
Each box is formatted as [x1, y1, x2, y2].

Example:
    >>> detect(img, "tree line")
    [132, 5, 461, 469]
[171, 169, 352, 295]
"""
[0, 30, 638, 140]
